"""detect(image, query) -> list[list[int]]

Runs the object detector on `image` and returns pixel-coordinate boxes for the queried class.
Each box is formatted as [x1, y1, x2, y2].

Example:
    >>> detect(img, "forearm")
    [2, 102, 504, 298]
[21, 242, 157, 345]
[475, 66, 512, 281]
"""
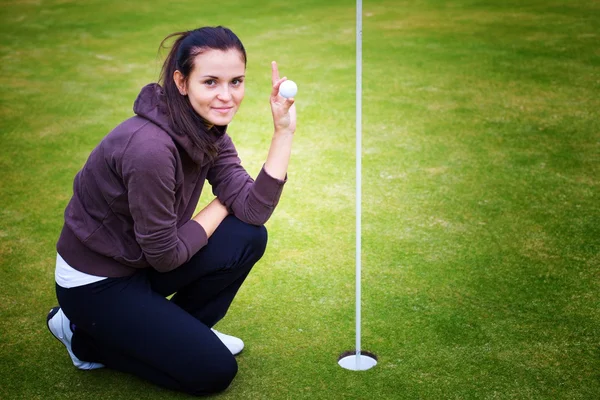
[264, 130, 294, 180]
[192, 198, 230, 238]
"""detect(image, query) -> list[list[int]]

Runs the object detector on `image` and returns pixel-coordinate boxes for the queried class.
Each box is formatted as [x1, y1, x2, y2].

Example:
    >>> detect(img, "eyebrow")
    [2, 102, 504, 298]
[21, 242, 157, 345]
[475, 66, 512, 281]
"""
[201, 75, 245, 79]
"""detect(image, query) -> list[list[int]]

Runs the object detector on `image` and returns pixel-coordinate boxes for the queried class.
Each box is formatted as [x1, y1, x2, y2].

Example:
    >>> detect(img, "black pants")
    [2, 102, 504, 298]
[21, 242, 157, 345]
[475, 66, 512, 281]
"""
[55, 216, 267, 396]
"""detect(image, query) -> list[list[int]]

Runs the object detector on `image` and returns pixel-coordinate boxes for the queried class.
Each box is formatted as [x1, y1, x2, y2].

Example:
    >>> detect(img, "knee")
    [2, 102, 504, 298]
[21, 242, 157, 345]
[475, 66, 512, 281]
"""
[214, 217, 268, 270]
[250, 224, 268, 260]
[182, 355, 238, 396]
[228, 216, 268, 260]
[202, 356, 238, 395]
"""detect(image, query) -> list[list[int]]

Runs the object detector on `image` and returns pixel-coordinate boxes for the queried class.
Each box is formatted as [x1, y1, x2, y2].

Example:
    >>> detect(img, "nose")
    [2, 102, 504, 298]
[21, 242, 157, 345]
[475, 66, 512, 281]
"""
[217, 84, 232, 102]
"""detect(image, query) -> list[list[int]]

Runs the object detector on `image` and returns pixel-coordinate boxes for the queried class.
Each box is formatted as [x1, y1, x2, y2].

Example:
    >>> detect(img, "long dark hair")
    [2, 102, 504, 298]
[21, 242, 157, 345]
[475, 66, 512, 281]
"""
[159, 26, 247, 162]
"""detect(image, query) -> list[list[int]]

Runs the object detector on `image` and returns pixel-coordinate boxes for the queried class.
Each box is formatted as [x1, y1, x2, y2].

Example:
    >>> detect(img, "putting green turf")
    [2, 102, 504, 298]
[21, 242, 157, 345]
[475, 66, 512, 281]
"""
[1, 0, 598, 399]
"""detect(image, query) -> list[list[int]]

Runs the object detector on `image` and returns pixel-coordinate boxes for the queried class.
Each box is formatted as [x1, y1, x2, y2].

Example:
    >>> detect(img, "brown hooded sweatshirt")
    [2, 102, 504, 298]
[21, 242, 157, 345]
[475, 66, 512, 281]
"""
[57, 83, 286, 277]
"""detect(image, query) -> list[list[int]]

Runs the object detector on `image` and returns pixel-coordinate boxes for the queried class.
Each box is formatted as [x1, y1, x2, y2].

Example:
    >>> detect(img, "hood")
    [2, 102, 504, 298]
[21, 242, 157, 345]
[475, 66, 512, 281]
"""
[133, 83, 225, 166]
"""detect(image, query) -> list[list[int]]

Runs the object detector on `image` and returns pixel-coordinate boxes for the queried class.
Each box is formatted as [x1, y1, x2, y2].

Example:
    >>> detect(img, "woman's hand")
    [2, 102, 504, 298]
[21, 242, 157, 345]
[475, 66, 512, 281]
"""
[270, 61, 297, 135]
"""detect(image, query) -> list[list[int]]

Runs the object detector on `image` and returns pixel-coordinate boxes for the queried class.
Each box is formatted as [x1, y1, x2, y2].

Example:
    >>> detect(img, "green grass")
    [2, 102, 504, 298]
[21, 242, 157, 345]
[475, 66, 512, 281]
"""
[1, 0, 599, 399]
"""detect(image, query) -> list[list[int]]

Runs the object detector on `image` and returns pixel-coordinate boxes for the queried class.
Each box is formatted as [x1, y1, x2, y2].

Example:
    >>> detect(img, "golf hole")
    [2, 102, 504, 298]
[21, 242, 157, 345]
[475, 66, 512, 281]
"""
[338, 350, 378, 371]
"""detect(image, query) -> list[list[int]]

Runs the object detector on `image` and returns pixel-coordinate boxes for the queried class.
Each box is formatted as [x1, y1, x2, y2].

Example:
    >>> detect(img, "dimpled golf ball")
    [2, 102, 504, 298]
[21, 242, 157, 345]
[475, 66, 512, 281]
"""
[279, 80, 298, 98]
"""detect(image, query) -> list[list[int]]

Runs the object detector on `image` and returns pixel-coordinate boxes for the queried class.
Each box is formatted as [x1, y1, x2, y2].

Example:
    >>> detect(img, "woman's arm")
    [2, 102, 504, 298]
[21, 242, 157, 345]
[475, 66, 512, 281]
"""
[264, 61, 297, 180]
[205, 61, 296, 225]
[123, 139, 210, 272]
[192, 198, 230, 238]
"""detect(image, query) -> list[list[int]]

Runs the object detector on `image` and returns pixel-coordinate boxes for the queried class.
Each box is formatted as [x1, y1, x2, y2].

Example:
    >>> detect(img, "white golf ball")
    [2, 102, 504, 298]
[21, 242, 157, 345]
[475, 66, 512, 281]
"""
[279, 80, 298, 98]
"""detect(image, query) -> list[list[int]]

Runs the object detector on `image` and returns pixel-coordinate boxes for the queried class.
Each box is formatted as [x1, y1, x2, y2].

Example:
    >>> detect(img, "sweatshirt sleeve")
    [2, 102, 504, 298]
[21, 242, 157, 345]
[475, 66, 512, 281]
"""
[122, 140, 208, 272]
[207, 134, 286, 225]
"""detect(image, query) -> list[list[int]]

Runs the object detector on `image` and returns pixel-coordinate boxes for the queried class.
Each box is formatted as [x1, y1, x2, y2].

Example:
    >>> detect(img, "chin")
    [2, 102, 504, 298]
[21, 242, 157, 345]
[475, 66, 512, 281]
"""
[207, 117, 233, 126]
[208, 113, 235, 126]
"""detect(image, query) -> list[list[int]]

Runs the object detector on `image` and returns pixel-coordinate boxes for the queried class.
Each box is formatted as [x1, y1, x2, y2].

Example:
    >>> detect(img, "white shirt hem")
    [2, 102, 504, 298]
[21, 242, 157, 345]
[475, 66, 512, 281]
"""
[55, 253, 108, 288]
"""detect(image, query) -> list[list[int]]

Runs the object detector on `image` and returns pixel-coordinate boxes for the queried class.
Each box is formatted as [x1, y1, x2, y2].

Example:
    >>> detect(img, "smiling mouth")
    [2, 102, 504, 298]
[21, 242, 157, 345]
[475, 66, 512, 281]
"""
[212, 107, 233, 114]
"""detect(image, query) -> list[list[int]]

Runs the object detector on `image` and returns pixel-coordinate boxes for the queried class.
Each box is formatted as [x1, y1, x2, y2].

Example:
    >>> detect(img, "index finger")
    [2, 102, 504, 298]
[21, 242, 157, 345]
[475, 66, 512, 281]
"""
[271, 61, 280, 85]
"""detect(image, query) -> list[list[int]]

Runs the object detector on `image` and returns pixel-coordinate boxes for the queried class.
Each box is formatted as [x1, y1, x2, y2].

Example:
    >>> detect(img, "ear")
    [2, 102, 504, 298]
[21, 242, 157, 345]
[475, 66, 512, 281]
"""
[173, 70, 187, 95]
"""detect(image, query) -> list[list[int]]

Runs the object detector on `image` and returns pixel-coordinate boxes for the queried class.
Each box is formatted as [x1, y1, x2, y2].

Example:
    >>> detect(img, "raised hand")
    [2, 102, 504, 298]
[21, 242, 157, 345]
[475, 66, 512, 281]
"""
[270, 61, 297, 135]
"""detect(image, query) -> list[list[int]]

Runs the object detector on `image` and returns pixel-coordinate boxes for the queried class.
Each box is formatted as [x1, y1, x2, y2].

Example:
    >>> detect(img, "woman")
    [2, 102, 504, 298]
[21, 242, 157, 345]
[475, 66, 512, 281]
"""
[46, 26, 296, 396]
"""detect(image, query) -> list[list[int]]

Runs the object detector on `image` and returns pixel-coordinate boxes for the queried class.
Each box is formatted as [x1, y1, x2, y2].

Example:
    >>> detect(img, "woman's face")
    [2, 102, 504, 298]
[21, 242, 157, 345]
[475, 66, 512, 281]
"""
[175, 48, 246, 126]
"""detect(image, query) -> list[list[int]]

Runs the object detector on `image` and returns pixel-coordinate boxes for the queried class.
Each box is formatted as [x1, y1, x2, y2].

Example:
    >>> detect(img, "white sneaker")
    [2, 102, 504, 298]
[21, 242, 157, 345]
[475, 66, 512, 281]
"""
[211, 328, 244, 356]
[46, 307, 104, 370]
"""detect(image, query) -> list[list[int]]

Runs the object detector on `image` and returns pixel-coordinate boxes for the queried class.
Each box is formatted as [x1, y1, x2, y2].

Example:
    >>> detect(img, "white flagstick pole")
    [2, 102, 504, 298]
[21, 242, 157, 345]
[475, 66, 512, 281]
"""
[338, 0, 376, 371]
[355, 0, 363, 371]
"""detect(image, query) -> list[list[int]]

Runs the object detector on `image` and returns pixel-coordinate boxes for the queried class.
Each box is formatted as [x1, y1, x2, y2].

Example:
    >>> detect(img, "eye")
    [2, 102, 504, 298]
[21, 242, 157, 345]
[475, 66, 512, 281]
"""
[204, 79, 216, 86]
[231, 78, 244, 87]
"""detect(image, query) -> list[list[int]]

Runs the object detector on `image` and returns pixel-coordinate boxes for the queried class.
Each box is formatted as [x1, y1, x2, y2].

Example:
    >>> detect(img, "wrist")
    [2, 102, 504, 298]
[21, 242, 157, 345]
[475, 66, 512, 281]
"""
[210, 198, 230, 215]
[273, 128, 295, 138]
